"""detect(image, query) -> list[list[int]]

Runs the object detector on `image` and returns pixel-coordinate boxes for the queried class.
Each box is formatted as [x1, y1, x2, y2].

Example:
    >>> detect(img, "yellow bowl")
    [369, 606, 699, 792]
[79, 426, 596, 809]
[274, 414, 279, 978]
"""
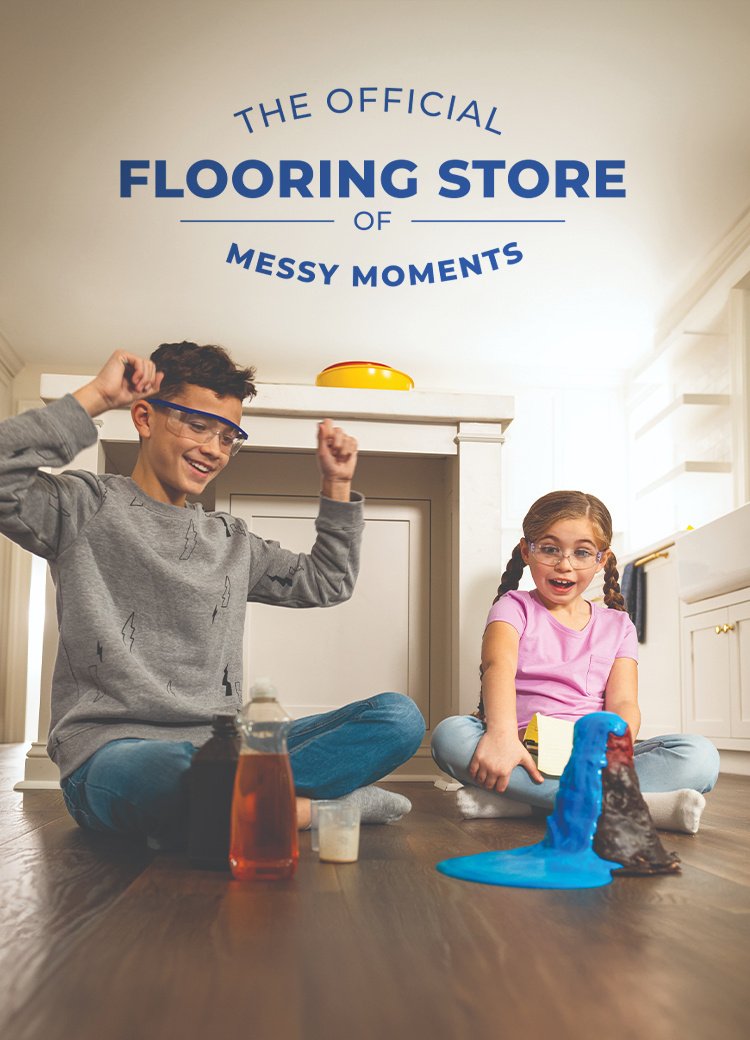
[315, 361, 414, 391]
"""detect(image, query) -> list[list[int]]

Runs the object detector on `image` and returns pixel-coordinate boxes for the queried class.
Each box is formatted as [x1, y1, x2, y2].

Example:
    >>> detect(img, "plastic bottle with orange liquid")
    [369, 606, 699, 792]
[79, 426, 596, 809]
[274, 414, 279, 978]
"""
[229, 678, 298, 881]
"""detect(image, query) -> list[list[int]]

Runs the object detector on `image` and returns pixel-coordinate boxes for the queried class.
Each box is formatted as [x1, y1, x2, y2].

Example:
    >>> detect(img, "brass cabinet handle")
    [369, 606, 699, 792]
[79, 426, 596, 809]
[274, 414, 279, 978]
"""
[715, 623, 736, 634]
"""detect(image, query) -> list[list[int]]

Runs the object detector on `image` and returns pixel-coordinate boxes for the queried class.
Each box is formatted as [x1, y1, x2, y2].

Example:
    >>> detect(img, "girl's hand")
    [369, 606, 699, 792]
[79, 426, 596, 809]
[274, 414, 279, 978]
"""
[469, 730, 544, 792]
[74, 352, 163, 417]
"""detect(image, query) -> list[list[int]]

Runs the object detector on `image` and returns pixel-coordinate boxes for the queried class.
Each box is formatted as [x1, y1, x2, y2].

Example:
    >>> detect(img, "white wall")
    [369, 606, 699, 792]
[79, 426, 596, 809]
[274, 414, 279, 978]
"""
[0, 342, 26, 740]
[12, 363, 93, 406]
[0, 363, 97, 741]
[0, 382, 10, 423]
[501, 377, 628, 573]
[624, 230, 750, 550]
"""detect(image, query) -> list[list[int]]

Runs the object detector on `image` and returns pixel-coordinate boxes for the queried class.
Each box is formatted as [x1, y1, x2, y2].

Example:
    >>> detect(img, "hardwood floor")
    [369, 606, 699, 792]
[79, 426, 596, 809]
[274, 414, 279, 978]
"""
[1, 743, 748, 1040]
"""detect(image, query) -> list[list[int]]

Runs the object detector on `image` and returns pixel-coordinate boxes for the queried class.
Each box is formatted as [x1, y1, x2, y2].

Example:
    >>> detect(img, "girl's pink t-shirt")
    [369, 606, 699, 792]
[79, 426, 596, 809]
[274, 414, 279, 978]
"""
[485, 589, 638, 728]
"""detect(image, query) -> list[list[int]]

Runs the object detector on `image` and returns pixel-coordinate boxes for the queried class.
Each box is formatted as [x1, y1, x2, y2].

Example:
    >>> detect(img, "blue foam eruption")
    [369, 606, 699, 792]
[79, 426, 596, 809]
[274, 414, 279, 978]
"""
[436, 711, 629, 889]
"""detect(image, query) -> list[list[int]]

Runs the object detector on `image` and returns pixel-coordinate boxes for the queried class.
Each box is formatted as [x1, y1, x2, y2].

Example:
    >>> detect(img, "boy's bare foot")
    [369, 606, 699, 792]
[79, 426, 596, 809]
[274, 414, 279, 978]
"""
[296, 797, 312, 830]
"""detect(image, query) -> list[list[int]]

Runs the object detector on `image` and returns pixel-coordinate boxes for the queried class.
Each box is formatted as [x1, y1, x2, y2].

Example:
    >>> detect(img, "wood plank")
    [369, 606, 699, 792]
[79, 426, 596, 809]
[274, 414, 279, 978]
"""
[0, 746, 67, 848]
[0, 743, 29, 777]
[0, 810, 153, 1032]
[0, 789, 69, 849]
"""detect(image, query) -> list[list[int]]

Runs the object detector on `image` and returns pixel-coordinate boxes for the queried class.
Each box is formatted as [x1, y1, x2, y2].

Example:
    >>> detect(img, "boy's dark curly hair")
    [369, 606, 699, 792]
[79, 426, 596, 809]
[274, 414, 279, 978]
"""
[149, 341, 256, 402]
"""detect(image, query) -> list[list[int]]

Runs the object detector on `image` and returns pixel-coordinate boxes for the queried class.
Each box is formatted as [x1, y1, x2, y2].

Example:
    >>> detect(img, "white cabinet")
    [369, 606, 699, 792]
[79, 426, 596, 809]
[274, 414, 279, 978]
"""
[631, 550, 683, 737]
[217, 450, 450, 750]
[682, 587, 750, 748]
[232, 493, 431, 724]
[602, 541, 685, 737]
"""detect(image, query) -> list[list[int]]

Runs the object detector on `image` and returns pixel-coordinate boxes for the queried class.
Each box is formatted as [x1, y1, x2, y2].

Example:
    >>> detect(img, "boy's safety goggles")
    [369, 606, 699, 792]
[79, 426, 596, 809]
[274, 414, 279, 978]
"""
[148, 398, 248, 456]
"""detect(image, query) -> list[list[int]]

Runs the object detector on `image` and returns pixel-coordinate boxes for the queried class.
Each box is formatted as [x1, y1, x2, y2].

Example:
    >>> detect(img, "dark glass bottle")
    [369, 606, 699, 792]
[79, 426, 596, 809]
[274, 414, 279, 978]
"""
[187, 713, 241, 870]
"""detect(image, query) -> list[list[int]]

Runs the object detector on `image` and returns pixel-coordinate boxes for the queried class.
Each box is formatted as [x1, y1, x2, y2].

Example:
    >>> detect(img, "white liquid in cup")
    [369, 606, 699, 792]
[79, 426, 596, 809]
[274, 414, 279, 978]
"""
[317, 803, 360, 863]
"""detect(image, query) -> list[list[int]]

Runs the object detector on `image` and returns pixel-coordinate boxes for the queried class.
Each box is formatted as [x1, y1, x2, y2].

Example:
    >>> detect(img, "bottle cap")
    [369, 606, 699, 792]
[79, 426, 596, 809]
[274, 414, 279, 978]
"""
[211, 712, 239, 734]
[250, 677, 277, 700]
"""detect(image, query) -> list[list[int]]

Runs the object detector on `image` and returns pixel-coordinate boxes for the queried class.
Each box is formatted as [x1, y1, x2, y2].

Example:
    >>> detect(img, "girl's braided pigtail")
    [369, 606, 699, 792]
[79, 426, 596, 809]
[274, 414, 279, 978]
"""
[603, 552, 626, 611]
[492, 543, 526, 604]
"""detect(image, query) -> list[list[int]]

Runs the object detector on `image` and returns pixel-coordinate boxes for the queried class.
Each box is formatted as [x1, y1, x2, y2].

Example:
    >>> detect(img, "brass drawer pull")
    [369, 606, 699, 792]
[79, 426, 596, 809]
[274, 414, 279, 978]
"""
[715, 624, 736, 634]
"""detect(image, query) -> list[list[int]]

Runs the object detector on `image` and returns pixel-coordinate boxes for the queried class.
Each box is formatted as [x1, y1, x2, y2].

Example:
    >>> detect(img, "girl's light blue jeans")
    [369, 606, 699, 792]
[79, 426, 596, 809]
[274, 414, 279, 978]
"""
[60, 693, 425, 846]
[431, 714, 720, 811]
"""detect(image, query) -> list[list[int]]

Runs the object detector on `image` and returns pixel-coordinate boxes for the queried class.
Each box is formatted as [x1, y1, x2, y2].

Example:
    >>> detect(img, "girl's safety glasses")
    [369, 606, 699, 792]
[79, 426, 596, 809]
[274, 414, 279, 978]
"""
[149, 398, 248, 456]
[528, 542, 604, 569]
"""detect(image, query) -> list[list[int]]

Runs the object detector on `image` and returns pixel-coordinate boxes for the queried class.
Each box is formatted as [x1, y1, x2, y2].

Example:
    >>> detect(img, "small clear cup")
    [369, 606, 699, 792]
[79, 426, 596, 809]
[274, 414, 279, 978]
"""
[317, 801, 361, 863]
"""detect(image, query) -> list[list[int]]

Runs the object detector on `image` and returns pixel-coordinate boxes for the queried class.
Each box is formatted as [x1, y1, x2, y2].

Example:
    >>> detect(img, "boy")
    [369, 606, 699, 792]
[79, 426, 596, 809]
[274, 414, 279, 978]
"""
[0, 342, 424, 847]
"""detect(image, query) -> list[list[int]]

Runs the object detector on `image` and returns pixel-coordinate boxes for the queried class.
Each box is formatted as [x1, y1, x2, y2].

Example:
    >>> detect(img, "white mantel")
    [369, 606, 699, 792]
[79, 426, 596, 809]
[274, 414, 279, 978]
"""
[17, 375, 514, 788]
[40, 373, 514, 428]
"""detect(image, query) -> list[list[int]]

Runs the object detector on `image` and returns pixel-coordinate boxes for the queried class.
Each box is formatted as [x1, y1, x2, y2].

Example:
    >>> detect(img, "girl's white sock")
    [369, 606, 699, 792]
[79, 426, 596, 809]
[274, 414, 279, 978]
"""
[641, 789, 706, 834]
[457, 787, 707, 834]
[456, 787, 533, 819]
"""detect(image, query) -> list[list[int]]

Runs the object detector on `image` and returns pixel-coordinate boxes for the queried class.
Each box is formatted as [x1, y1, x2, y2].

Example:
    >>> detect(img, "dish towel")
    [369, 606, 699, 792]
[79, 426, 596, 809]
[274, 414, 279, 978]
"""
[620, 561, 646, 643]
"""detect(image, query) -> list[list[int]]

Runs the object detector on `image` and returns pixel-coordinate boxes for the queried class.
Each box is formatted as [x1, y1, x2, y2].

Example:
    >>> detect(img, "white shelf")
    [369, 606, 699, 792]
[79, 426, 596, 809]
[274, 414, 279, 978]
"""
[630, 330, 727, 381]
[637, 461, 732, 498]
[635, 393, 731, 439]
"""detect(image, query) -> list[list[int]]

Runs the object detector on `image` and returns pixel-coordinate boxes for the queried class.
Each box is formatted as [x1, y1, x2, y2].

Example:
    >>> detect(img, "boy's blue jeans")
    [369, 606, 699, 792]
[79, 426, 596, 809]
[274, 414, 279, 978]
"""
[61, 692, 425, 846]
[431, 714, 721, 810]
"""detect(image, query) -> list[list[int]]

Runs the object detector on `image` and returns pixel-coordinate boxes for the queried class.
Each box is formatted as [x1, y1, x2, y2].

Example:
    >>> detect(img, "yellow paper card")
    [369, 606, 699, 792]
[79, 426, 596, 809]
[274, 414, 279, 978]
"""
[523, 714, 539, 745]
[523, 713, 575, 777]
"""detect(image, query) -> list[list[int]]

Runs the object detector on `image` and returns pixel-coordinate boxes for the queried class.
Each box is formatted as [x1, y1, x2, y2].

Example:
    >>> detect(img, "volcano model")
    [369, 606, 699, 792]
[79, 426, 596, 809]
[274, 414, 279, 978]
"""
[437, 712, 680, 889]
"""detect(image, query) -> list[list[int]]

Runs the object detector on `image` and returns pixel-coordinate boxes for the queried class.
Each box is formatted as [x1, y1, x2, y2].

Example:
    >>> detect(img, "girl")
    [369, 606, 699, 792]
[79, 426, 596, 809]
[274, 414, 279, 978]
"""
[431, 490, 719, 834]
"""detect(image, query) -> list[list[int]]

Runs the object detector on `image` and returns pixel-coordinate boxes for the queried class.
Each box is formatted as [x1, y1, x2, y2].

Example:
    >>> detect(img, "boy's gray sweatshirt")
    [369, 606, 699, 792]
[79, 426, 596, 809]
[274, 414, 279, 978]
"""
[0, 395, 364, 779]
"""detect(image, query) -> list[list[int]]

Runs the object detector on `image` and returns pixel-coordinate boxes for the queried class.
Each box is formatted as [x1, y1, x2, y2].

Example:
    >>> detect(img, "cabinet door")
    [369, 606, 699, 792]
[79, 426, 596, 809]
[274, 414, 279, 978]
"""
[682, 608, 732, 737]
[232, 495, 429, 725]
[729, 601, 750, 738]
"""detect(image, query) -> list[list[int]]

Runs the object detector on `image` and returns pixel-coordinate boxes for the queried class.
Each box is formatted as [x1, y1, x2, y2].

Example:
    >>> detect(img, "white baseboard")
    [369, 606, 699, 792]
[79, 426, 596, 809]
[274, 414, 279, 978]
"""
[13, 740, 60, 789]
[719, 750, 750, 776]
[14, 779, 61, 791]
[382, 773, 443, 783]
